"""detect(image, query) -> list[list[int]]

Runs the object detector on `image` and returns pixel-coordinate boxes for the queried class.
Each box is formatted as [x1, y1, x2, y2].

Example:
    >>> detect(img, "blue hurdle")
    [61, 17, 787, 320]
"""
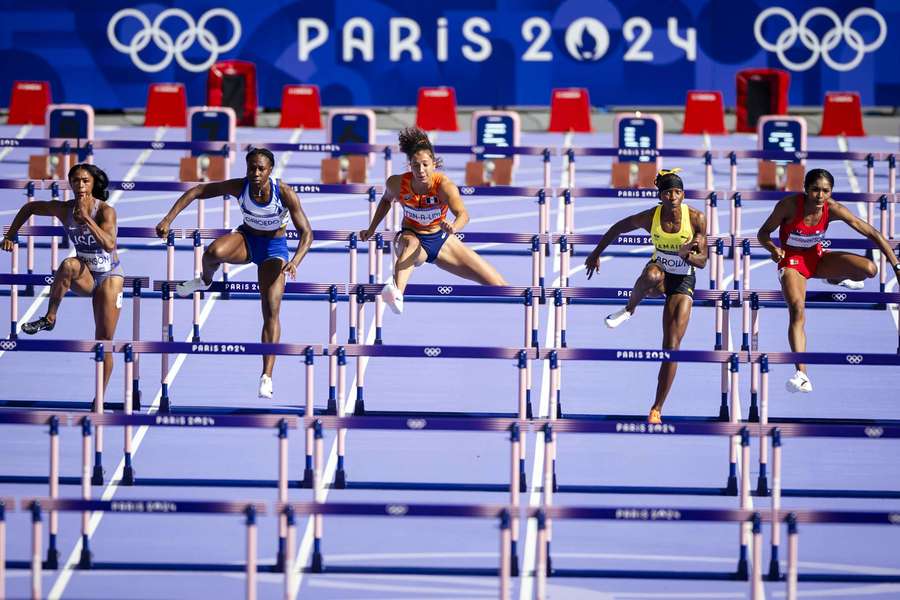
[19, 497, 265, 600]
[754, 351, 900, 499]
[279, 500, 514, 600]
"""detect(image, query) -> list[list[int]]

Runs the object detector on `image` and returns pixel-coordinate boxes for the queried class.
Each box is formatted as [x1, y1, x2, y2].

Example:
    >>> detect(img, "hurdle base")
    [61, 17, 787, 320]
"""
[79, 547, 93, 569]
[725, 474, 738, 496]
[326, 394, 337, 415]
[301, 467, 314, 489]
[718, 399, 729, 421]
[275, 537, 286, 572]
[353, 397, 366, 416]
[548, 568, 746, 581]
[768, 548, 780, 580]
[755, 474, 769, 497]
[736, 554, 748, 580]
[45, 547, 59, 570]
[748, 399, 759, 422]
[131, 382, 142, 412]
[334, 468, 347, 489]
[511, 540, 519, 577]
[122, 465, 135, 486]
[311, 550, 324, 573]
[91, 464, 105, 486]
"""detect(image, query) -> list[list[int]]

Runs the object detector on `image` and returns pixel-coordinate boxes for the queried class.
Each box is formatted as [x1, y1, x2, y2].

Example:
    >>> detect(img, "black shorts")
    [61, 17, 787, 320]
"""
[649, 260, 695, 298]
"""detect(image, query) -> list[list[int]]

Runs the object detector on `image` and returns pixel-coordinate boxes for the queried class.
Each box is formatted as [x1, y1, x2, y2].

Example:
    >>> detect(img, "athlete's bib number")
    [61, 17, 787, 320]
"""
[785, 232, 823, 249]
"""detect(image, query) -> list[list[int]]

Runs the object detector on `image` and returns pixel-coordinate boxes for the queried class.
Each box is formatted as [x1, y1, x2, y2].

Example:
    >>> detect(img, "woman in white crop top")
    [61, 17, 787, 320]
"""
[155, 148, 313, 400]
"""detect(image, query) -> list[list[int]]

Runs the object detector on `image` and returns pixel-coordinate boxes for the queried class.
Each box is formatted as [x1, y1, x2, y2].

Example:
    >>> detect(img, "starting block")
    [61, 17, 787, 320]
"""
[145, 83, 187, 127]
[279, 84, 322, 129]
[415, 87, 458, 131]
[548, 88, 591, 133]
[28, 104, 93, 179]
[181, 107, 235, 182]
[611, 112, 663, 189]
[682, 91, 727, 135]
[757, 115, 806, 191]
[8, 81, 51, 125]
[465, 111, 520, 186]
[321, 109, 375, 184]
[819, 92, 865, 136]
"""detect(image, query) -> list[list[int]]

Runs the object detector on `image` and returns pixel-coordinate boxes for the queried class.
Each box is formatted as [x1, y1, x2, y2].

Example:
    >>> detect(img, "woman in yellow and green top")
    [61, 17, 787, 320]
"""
[584, 169, 708, 424]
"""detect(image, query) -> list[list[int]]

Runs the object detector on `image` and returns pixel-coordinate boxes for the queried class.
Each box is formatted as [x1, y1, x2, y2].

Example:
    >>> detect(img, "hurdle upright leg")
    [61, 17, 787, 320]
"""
[121, 346, 135, 487]
[786, 514, 798, 600]
[888, 155, 896, 238]
[866, 155, 875, 225]
[737, 428, 750, 578]
[718, 296, 731, 420]
[541, 425, 555, 574]
[374, 234, 384, 344]
[277, 419, 289, 571]
[9, 239, 19, 339]
[348, 235, 358, 344]
[756, 355, 769, 496]
[92, 344, 105, 485]
[0, 500, 5, 599]
[726, 355, 739, 496]
[31, 501, 42, 600]
[46, 416, 60, 568]
[283, 505, 296, 599]
[312, 420, 325, 572]
[335, 348, 347, 487]
[245, 505, 257, 600]
[327, 286, 338, 414]
[354, 288, 366, 415]
[750, 513, 764, 600]
[191, 230, 202, 342]
[302, 347, 315, 487]
[509, 424, 521, 576]
[79, 417, 92, 568]
[25, 182, 35, 296]
[769, 429, 783, 580]
[499, 510, 512, 600]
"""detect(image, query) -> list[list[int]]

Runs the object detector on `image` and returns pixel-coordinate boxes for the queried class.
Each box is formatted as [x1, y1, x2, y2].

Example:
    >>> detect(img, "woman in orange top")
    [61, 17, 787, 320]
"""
[360, 127, 507, 313]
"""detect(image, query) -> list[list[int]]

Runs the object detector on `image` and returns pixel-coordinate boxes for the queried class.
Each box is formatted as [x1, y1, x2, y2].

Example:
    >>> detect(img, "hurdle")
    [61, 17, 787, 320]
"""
[280, 500, 513, 600]
[0, 497, 8, 599]
[537, 348, 746, 495]
[20, 497, 266, 599]
[0, 411, 66, 568]
[753, 351, 900, 499]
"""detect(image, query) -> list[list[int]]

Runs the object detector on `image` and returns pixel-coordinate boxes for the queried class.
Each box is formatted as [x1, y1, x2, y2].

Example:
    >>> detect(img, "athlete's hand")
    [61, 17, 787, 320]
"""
[584, 251, 601, 280]
[769, 247, 785, 264]
[155, 219, 171, 239]
[0, 237, 14, 252]
[282, 260, 298, 280]
[678, 240, 699, 259]
[358, 229, 374, 242]
[439, 221, 456, 235]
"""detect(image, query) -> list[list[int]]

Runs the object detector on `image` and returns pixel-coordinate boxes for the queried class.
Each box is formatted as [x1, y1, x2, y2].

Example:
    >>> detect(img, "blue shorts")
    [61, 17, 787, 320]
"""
[238, 226, 290, 266]
[405, 229, 449, 263]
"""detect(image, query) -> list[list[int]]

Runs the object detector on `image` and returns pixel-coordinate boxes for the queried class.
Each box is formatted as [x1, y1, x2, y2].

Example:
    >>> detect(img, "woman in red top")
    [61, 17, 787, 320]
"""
[757, 168, 900, 393]
[360, 127, 507, 313]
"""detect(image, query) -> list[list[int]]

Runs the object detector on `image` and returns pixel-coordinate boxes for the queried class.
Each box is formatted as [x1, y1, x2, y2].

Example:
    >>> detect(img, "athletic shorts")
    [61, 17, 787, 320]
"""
[404, 228, 449, 263]
[649, 260, 695, 298]
[779, 248, 826, 280]
[238, 225, 289, 266]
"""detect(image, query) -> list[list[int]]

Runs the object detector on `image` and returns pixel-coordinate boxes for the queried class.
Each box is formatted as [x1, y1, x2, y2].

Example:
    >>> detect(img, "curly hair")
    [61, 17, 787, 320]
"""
[398, 127, 442, 168]
[67, 163, 110, 201]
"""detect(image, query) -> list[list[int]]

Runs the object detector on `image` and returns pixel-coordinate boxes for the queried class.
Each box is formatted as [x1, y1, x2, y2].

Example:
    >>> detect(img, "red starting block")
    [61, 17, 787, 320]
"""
[819, 91, 865, 136]
[415, 87, 458, 131]
[682, 90, 727, 135]
[144, 83, 187, 127]
[548, 88, 591, 133]
[8, 81, 51, 125]
[279, 84, 322, 129]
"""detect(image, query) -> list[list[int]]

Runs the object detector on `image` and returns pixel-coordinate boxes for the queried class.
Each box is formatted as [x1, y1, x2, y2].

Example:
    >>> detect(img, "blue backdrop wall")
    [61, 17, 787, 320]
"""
[1, 0, 897, 109]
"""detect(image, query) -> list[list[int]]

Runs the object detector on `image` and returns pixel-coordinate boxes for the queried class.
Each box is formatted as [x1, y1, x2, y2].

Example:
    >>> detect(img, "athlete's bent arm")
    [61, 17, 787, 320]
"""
[280, 183, 314, 280]
[584, 210, 652, 279]
[360, 175, 400, 241]
[439, 179, 468, 235]
[829, 200, 900, 273]
[1, 201, 68, 251]
[681, 209, 708, 269]
[757, 198, 792, 263]
[155, 179, 244, 238]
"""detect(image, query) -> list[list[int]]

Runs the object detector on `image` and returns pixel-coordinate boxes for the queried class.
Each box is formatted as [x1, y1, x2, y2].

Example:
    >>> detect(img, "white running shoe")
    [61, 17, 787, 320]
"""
[381, 278, 404, 314]
[785, 370, 813, 393]
[605, 308, 633, 329]
[176, 276, 211, 297]
[258, 374, 273, 399]
[834, 279, 864, 290]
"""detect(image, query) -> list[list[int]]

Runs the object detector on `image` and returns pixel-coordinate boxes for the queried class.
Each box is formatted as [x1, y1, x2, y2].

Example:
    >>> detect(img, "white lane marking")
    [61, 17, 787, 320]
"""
[46, 263, 254, 599]
[0, 124, 32, 162]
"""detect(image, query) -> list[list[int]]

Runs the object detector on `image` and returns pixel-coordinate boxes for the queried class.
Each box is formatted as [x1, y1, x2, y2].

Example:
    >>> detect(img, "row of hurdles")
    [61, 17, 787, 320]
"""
[1, 406, 898, 600]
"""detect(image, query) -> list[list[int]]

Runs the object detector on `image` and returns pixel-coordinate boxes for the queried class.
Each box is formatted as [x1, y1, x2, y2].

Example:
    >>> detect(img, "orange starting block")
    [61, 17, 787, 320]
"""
[548, 88, 591, 133]
[682, 90, 727, 135]
[819, 91, 865, 136]
[415, 87, 458, 131]
[145, 83, 187, 127]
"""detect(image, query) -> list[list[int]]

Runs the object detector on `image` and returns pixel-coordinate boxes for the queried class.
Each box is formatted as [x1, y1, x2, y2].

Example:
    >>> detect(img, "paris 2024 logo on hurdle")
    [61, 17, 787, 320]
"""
[107, 8, 241, 73]
[754, 7, 887, 72]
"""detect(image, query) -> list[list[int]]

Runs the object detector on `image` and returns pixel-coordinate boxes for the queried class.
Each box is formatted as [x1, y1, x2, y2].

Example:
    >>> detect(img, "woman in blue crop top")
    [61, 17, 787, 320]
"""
[155, 148, 313, 399]
[583, 169, 708, 424]
[2, 163, 124, 392]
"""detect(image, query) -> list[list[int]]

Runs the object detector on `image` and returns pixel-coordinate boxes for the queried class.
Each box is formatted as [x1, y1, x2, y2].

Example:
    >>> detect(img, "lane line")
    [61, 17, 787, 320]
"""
[0, 124, 33, 162]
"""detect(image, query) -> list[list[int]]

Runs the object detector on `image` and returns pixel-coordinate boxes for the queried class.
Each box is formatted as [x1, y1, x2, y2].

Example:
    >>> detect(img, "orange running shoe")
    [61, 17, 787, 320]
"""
[648, 408, 662, 424]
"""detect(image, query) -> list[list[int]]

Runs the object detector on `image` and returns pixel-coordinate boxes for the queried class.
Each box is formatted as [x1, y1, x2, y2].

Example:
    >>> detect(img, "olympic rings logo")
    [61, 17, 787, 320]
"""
[151, 142, 166, 150]
[845, 354, 863, 365]
[821, 240, 832, 248]
[406, 418, 427, 430]
[437, 286, 454, 295]
[0, 340, 17, 350]
[107, 8, 241, 73]
[44, 276, 55, 284]
[455, 233, 465, 240]
[459, 187, 476, 195]
[832, 293, 847, 302]
[424, 347, 442, 357]
[120, 182, 135, 190]
[754, 7, 887, 72]
[386, 504, 409, 516]
[889, 513, 900, 524]
[864, 427, 883, 438]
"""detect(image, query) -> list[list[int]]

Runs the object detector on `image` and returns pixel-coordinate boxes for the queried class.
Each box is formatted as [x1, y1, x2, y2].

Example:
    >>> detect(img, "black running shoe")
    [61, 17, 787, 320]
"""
[21, 316, 55, 335]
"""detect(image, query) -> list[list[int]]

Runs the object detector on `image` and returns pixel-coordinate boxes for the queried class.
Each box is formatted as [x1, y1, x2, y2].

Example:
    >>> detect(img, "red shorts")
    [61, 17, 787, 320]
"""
[778, 248, 826, 279]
